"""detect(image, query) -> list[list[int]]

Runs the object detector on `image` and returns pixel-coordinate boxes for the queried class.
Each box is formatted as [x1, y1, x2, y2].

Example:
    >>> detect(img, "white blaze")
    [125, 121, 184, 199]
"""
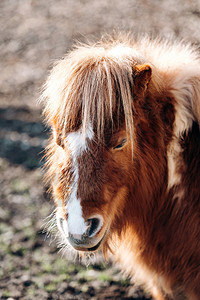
[66, 125, 94, 235]
[66, 124, 93, 157]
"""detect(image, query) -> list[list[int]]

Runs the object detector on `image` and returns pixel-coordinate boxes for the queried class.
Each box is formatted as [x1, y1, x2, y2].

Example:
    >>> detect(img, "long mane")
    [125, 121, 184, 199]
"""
[42, 34, 200, 142]
[42, 36, 149, 145]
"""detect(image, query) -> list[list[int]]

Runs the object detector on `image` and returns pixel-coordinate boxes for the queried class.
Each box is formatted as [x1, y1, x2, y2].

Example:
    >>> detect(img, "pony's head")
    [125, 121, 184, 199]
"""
[42, 38, 162, 254]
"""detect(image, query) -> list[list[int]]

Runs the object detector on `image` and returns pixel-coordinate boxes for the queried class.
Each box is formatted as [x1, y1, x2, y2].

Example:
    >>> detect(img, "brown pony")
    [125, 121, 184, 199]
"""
[41, 35, 200, 300]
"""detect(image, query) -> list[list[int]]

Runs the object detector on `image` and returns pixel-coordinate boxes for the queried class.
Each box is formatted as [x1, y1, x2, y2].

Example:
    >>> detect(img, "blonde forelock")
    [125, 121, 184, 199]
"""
[42, 38, 143, 145]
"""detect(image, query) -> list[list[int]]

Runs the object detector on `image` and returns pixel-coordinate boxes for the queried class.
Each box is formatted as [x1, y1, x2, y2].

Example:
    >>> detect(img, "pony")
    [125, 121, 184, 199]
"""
[41, 34, 200, 300]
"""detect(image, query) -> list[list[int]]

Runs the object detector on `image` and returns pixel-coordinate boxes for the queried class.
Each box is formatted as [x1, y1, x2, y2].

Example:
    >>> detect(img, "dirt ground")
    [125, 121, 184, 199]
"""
[0, 1, 200, 299]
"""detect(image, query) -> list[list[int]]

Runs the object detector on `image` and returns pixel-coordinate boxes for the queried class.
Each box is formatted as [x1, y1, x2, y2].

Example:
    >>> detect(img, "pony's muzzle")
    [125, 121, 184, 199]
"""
[68, 216, 103, 251]
[57, 215, 104, 251]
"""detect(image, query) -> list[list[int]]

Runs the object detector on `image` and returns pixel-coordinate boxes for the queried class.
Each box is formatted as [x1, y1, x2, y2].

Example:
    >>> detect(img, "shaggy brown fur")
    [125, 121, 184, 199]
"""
[41, 35, 200, 300]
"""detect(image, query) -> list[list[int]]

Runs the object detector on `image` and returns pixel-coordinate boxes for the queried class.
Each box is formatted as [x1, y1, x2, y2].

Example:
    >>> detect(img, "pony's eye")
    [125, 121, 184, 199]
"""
[113, 138, 127, 150]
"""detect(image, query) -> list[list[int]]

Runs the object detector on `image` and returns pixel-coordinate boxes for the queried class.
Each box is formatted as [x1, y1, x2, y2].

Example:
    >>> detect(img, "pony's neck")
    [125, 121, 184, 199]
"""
[122, 118, 200, 254]
[123, 88, 175, 236]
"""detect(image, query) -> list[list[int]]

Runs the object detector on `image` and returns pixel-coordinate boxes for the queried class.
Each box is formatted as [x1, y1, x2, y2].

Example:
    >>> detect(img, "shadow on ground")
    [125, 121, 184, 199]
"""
[0, 107, 47, 169]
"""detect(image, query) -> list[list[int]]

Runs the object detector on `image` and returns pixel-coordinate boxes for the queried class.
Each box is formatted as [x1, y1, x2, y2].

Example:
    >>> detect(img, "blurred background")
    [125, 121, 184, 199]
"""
[0, 1, 199, 299]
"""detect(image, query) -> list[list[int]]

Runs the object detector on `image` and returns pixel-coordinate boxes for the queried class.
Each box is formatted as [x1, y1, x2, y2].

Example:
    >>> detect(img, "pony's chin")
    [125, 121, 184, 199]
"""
[73, 240, 101, 252]
[70, 230, 108, 252]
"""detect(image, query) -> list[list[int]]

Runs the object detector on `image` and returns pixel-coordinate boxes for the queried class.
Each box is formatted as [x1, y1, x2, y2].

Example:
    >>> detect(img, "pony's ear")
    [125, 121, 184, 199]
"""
[133, 64, 152, 95]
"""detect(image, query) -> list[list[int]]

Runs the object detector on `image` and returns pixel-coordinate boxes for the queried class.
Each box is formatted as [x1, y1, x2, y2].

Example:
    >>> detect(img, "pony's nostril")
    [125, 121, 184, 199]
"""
[86, 217, 102, 237]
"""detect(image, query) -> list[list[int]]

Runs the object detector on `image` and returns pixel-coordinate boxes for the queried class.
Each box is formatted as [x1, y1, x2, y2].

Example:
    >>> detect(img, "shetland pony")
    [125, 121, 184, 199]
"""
[41, 35, 200, 300]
